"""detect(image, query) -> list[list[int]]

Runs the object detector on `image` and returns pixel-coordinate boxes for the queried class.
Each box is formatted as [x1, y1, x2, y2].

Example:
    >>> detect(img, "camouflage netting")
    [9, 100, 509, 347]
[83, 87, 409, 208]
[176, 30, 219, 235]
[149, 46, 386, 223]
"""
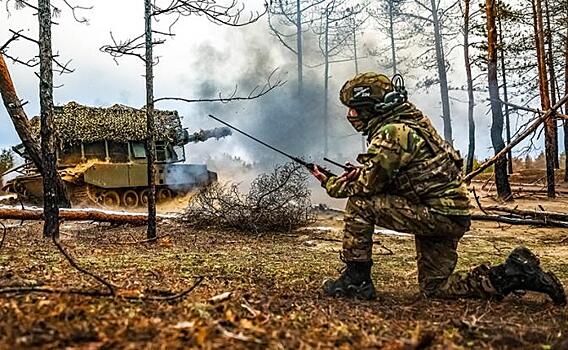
[30, 102, 184, 145]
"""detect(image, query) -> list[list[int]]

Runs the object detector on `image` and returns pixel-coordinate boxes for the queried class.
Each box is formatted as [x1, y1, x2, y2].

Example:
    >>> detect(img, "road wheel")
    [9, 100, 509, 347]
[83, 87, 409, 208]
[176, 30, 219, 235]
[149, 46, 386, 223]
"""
[122, 190, 139, 208]
[139, 189, 149, 206]
[102, 190, 120, 208]
[157, 188, 173, 203]
[87, 185, 105, 207]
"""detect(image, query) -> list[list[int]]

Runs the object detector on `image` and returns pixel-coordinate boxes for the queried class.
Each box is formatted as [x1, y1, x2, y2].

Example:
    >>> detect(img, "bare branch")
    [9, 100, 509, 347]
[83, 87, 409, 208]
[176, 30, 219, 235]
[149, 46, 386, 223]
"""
[0, 30, 23, 53]
[0, 277, 203, 301]
[268, 12, 297, 54]
[61, 0, 92, 23]
[100, 31, 146, 64]
[2, 51, 39, 68]
[51, 232, 116, 296]
[154, 68, 285, 104]
[9, 29, 40, 45]
[152, 0, 266, 27]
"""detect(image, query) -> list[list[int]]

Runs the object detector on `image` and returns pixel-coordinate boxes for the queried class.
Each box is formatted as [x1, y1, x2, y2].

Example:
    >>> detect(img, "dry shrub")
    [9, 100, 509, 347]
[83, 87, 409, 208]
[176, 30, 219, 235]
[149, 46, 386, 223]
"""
[183, 162, 316, 233]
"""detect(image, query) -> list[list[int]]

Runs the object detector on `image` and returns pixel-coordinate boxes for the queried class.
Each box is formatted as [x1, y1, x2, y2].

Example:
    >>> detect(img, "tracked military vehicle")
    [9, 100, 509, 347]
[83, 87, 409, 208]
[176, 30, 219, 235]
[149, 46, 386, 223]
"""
[2, 102, 230, 208]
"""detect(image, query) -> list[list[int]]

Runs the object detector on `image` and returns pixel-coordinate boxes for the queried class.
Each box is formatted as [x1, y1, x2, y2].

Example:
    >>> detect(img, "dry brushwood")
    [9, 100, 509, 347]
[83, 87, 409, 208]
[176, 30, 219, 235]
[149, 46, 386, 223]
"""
[183, 162, 316, 233]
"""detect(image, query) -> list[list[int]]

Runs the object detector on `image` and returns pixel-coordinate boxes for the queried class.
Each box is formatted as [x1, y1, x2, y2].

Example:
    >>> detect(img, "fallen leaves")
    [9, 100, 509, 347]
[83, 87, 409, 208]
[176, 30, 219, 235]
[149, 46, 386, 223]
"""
[0, 215, 567, 348]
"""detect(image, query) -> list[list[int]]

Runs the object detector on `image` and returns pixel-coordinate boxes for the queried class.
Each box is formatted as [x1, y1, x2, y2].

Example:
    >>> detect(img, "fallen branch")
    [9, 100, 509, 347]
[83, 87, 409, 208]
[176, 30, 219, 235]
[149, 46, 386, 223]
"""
[469, 185, 568, 195]
[484, 205, 568, 222]
[51, 232, 116, 296]
[471, 214, 568, 228]
[0, 206, 178, 223]
[0, 276, 203, 301]
[465, 92, 568, 181]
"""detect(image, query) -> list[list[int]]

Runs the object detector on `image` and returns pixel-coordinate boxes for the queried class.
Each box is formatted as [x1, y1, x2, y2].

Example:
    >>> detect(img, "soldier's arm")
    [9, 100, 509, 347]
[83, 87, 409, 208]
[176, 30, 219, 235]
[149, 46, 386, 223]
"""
[323, 124, 424, 198]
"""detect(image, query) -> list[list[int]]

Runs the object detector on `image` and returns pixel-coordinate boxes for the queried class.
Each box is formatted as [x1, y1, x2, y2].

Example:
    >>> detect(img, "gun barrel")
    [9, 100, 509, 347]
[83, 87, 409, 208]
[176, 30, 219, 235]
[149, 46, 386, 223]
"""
[187, 127, 232, 143]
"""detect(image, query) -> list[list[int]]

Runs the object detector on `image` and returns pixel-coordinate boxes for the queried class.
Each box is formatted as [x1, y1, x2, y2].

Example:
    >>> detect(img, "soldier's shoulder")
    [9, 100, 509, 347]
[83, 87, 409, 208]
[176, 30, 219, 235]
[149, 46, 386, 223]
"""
[368, 122, 425, 151]
[374, 122, 418, 141]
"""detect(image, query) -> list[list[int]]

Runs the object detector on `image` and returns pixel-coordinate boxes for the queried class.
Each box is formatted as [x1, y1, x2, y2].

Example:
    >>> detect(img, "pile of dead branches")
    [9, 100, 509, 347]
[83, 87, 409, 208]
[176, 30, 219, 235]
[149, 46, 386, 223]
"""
[183, 162, 316, 233]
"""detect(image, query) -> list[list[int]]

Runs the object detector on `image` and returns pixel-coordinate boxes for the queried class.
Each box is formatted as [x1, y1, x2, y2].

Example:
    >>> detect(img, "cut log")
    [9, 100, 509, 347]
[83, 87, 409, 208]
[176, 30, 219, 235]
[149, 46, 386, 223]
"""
[0, 206, 178, 224]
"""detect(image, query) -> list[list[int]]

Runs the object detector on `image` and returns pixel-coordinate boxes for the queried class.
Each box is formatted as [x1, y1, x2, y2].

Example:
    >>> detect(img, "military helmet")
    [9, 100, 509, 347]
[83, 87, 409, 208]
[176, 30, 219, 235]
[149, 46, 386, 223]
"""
[339, 72, 394, 108]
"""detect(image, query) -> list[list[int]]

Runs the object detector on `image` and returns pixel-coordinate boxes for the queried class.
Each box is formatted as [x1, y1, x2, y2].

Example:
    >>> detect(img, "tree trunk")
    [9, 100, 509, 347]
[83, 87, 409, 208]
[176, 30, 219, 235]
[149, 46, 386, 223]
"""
[565, 14, 568, 182]
[353, 29, 359, 75]
[352, 27, 365, 152]
[389, 0, 397, 75]
[296, 0, 303, 95]
[38, 0, 61, 238]
[430, 0, 453, 144]
[145, 0, 157, 239]
[0, 55, 69, 209]
[0, 56, 44, 173]
[486, 0, 512, 200]
[532, 0, 556, 198]
[565, 119, 568, 181]
[323, 12, 329, 157]
[544, 0, 559, 169]
[464, 0, 475, 174]
[498, 15, 512, 174]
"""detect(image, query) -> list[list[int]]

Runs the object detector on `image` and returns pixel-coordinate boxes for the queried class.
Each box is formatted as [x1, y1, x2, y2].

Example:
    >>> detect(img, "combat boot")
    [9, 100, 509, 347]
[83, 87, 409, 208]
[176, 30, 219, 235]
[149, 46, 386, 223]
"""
[323, 260, 376, 300]
[489, 246, 566, 305]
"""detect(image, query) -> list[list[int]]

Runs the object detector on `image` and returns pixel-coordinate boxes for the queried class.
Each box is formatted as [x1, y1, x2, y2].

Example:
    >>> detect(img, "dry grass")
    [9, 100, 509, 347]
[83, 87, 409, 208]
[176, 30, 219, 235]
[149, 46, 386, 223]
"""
[0, 199, 568, 349]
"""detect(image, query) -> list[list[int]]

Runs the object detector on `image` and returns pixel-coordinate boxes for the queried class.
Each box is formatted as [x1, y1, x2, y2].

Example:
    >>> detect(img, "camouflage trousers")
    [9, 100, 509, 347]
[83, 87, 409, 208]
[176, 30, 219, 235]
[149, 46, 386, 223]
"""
[343, 195, 495, 299]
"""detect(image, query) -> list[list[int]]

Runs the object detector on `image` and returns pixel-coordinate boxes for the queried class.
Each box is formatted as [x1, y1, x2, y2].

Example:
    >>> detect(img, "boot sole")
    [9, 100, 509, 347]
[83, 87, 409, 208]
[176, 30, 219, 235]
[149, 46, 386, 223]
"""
[508, 256, 567, 306]
[323, 280, 377, 300]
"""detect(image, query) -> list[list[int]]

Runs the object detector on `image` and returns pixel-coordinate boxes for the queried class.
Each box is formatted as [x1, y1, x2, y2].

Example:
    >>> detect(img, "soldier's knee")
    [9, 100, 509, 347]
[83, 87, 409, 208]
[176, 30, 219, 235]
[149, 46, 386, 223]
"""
[345, 196, 369, 215]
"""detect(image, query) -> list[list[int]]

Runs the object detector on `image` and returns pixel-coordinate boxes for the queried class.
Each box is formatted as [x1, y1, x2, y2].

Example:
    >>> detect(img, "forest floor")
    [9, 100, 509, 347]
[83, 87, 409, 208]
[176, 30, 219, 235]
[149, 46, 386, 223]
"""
[1, 195, 568, 349]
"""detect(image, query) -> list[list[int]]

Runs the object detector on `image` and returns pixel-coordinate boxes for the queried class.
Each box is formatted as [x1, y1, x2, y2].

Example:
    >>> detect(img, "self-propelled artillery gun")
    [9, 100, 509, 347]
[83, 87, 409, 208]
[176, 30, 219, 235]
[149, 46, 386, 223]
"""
[2, 102, 230, 208]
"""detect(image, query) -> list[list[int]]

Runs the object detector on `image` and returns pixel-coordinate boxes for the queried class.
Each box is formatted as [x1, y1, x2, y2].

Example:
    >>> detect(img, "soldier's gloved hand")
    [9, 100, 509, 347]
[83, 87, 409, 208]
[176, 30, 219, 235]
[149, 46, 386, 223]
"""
[344, 161, 358, 170]
[310, 164, 329, 183]
[340, 164, 361, 181]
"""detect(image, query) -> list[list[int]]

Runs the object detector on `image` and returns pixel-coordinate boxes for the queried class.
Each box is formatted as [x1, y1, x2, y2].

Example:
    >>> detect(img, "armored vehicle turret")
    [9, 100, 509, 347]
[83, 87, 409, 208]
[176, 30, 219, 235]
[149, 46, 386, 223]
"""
[2, 102, 230, 208]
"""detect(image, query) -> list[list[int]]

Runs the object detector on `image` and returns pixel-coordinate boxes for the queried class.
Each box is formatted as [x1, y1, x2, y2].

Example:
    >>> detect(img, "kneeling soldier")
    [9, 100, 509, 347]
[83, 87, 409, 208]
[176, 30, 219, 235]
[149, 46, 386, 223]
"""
[310, 72, 566, 305]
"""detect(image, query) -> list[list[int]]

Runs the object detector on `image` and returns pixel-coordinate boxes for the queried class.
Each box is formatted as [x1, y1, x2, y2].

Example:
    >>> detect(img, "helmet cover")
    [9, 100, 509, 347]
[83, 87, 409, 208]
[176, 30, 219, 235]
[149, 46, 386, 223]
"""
[339, 72, 394, 108]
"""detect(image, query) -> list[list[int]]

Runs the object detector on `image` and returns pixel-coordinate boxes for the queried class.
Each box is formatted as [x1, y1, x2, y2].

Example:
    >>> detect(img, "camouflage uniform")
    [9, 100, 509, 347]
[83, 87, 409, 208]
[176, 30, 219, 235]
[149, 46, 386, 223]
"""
[322, 73, 493, 299]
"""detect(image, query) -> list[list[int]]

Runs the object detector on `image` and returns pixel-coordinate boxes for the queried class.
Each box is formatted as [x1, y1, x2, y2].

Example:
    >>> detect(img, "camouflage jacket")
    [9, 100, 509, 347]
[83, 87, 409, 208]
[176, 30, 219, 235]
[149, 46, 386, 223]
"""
[323, 103, 471, 216]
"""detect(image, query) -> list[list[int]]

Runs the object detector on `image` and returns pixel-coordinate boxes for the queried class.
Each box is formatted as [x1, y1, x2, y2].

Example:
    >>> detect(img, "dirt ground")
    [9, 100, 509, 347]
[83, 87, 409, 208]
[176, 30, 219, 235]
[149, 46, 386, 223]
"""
[1, 195, 568, 349]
